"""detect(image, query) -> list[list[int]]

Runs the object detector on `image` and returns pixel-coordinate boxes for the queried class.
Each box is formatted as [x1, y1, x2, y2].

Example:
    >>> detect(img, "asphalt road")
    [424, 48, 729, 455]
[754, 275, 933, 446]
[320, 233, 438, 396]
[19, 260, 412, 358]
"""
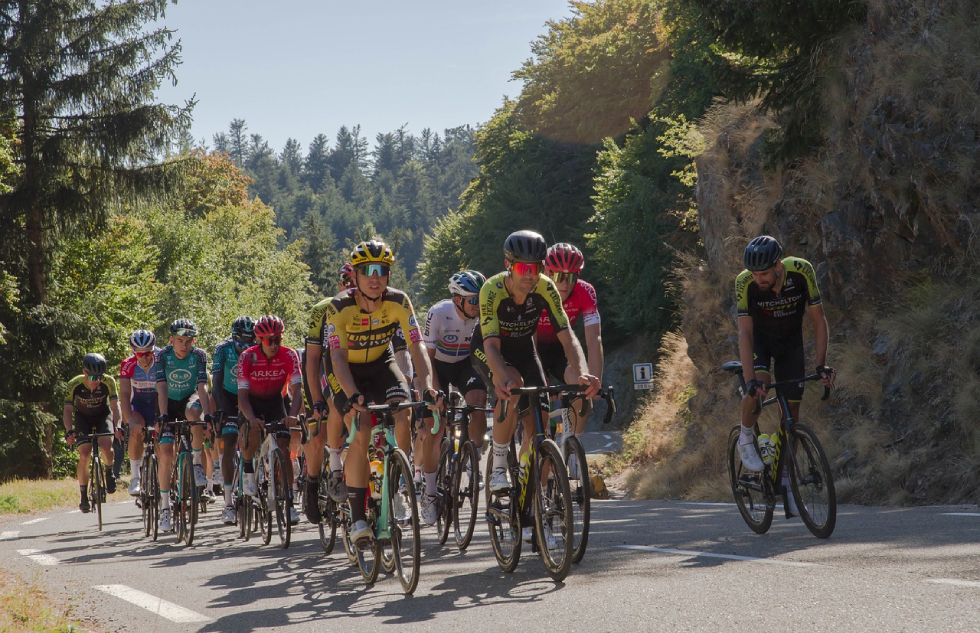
[3, 461, 979, 632]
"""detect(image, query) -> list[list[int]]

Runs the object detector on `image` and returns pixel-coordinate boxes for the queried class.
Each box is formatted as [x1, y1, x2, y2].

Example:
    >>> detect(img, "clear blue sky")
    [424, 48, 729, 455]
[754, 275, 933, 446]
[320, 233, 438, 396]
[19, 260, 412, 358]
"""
[156, 0, 574, 153]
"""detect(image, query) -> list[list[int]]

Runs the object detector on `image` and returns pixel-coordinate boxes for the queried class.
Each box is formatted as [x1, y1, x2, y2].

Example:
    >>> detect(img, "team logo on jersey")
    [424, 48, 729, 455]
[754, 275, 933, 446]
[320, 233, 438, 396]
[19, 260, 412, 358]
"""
[171, 369, 192, 383]
[408, 314, 418, 328]
[360, 318, 369, 326]
[372, 318, 379, 325]
[445, 334, 458, 343]
[326, 323, 335, 336]
[409, 329, 422, 343]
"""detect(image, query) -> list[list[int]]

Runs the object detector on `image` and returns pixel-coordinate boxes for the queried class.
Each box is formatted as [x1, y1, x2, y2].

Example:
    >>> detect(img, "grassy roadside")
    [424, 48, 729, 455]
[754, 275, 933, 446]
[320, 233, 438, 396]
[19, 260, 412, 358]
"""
[0, 478, 130, 517]
[0, 568, 81, 633]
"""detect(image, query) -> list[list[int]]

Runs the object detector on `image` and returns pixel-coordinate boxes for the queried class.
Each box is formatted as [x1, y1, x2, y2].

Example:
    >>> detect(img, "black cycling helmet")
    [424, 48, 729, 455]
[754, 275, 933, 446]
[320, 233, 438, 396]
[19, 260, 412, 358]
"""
[743, 235, 783, 271]
[170, 318, 198, 337]
[503, 230, 548, 262]
[231, 316, 255, 344]
[83, 353, 107, 376]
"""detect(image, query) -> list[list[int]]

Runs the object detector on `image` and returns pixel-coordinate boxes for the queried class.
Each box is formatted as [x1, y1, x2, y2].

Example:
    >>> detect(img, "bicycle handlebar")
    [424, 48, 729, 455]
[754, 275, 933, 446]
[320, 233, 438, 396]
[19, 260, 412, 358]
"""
[499, 384, 617, 425]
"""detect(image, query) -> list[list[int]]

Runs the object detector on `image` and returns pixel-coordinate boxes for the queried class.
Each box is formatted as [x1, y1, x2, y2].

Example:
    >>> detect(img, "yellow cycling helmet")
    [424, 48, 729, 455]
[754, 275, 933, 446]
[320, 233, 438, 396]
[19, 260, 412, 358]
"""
[350, 239, 394, 266]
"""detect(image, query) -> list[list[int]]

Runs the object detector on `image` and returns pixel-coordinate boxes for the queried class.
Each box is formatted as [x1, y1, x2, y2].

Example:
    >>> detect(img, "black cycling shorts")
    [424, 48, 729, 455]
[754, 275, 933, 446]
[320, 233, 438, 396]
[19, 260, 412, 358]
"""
[470, 327, 546, 414]
[752, 336, 806, 402]
[537, 342, 570, 384]
[246, 394, 291, 440]
[332, 347, 410, 411]
[214, 388, 240, 436]
[422, 358, 487, 419]
[74, 413, 111, 445]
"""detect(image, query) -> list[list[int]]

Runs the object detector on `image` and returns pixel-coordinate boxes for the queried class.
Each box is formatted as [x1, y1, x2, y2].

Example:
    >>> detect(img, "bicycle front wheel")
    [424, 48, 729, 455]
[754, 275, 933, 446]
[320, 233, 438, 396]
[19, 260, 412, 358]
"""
[534, 439, 574, 582]
[452, 440, 479, 550]
[435, 441, 452, 545]
[563, 434, 591, 563]
[727, 426, 774, 534]
[272, 449, 291, 549]
[142, 457, 159, 540]
[788, 424, 837, 538]
[91, 456, 104, 532]
[178, 455, 197, 545]
[389, 448, 421, 595]
[257, 463, 273, 545]
[317, 462, 337, 555]
[485, 444, 521, 572]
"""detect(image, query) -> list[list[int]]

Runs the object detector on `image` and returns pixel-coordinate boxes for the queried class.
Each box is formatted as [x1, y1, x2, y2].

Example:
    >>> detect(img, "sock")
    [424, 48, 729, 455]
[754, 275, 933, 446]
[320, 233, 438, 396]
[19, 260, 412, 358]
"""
[131, 458, 143, 476]
[492, 441, 510, 471]
[192, 448, 202, 465]
[424, 470, 437, 498]
[348, 487, 368, 523]
[739, 427, 754, 444]
[414, 465, 423, 481]
[473, 445, 482, 462]
[80, 485, 86, 502]
[328, 447, 343, 471]
[244, 459, 254, 474]
[161, 491, 171, 510]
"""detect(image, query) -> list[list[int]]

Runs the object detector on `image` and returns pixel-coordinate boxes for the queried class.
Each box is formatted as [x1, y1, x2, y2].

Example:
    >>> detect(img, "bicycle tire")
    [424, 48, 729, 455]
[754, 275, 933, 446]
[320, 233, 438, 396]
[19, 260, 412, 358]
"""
[727, 426, 774, 534]
[257, 461, 273, 545]
[485, 446, 521, 572]
[788, 424, 837, 538]
[340, 505, 358, 566]
[534, 439, 574, 581]
[355, 516, 381, 586]
[180, 455, 197, 546]
[435, 440, 452, 545]
[564, 434, 591, 564]
[91, 456, 104, 532]
[317, 461, 337, 555]
[453, 439, 479, 550]
[142, 457, 158, 540]
[272, 449, 291, 549]
[389, 448, 421, 594]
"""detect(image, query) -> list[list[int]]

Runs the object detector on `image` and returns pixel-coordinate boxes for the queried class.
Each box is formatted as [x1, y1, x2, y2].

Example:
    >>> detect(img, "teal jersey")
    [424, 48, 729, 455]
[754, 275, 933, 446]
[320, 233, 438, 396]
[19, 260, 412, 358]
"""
[155, 345, 208, 401]
[211, 339, 241, 394]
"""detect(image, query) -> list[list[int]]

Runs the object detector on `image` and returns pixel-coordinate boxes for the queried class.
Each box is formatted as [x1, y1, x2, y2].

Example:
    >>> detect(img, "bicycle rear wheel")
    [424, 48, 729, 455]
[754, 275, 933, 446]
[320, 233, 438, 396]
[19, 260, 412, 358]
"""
[534, 439, 574, 582]
[355, 517, 381, 585]
[389, 448, 421, 595]
[435, 441, 452, 545]
[485, 446, 521, 572]
[563, 434, 591, 564]
[453, 439, 479, 550]
[91, 456, 104, 532]
[317, 462, 337, 555]
[340, 504, 358, 566]
[727, 426, 774, 534]
[788, 424, 837, 538]
[272, 449, 291, 549]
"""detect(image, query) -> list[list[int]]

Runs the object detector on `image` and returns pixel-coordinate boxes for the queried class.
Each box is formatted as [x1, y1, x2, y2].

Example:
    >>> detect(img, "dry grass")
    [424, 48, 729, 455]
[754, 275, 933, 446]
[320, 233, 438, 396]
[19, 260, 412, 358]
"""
[0, 478, 130, 516]
[0, 569, 78, 633]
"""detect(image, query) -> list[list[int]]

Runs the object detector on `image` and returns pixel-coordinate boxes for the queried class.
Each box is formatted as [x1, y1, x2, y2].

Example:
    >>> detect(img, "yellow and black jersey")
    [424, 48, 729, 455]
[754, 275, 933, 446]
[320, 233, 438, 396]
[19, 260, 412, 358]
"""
[324, 288, 422, 364]
[736, 256, 822, 340]
[305, 296, 332, 349]
[478, 271, 569, 342]
[65, 374, 118, 416]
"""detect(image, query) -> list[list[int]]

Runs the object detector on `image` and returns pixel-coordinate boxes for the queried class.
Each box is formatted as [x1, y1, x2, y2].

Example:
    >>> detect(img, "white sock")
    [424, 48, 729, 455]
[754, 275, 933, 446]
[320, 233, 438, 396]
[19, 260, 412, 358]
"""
[131, 458, 142, 476]
[424, 471, 437, 497]
[223, 484, 233, 506]
[192, 448, 202, 465]
[492, 441, 509, 472]
[160, 492, 171, 510]
[328, 447, 343, 472]
[739, 427, 754, 444]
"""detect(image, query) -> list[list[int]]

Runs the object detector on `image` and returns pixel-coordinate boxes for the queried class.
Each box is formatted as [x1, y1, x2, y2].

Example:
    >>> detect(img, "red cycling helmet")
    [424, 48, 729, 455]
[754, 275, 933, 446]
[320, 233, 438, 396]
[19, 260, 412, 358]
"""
[545, 243, 585, 274]
[254, 314, 285, 338]
[339, 262, 356, 289]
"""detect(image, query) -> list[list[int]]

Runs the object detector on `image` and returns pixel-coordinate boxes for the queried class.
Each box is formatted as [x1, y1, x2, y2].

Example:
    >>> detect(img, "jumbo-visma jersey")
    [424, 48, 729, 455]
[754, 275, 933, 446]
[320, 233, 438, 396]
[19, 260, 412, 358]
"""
[325, 288, 422, 364]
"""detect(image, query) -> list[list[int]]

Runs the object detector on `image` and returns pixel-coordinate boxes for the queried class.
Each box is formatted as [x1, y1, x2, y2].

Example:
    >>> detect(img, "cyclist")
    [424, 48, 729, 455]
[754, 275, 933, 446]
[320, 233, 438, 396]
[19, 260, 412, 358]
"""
[64, 353, 121, 512]
[301, 262, 356, 524]
[155, 318, 211, 533]
[211, 315, 255, 525]
[735, 235, 835, 515]
[325, 238, 441, 543]
[119, 330, 159, 496]
[470, 230, 599, 495]
[238, 314, 304, 526]
[418, 270, 488, 525]
[537, 243, 603, 476]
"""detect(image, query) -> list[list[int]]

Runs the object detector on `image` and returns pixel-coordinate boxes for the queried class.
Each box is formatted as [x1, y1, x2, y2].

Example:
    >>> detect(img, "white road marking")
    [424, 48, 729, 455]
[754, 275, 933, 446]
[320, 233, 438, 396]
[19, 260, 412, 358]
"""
[617, 545, 822, 568]
[0, 531, 19, 540]
[93, 585, 211, 623]
[941, 513, 980, 517]
[603, 434, 612, 440]
[18, 549, 60, 566]
[21, 517, 49, 525]
[925, 579, 980, 589]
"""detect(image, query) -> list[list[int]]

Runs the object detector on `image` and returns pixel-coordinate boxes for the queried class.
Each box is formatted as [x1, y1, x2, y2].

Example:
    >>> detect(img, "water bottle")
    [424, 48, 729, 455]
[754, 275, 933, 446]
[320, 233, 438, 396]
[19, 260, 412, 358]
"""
[757, 434, 776, 466]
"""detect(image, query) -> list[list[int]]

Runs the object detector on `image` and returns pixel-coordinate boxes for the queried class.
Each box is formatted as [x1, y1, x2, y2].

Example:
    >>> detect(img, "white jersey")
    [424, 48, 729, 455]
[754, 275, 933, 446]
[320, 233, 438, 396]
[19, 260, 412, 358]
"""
[423, 299, 478, 363]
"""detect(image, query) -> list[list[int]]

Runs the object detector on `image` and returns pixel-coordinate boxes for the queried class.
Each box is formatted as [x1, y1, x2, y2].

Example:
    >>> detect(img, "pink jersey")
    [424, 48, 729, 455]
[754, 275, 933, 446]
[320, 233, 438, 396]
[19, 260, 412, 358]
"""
[237, 345, 302, 399]
[537, 279, 601, 346]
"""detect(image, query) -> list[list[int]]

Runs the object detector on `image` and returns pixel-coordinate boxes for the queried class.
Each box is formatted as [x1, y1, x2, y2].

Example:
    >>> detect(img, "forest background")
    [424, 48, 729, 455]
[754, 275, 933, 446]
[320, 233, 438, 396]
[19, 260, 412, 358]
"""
[3, 0, 978, 506]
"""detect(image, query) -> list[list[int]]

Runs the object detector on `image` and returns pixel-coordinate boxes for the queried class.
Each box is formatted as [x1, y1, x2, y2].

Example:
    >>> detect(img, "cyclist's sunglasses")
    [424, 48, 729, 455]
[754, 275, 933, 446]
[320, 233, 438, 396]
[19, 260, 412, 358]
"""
[233, 340, 251, 350]
[457, 295, 479, 305]
[358, 263, 390, 277]
[549, 271, 576, 284]
[88, 375, 104, 381]
[259, 335, 283, 345]
[172, 328, 196, 337]
[510, 261, 542, 276]
[134, 350, 154, 358]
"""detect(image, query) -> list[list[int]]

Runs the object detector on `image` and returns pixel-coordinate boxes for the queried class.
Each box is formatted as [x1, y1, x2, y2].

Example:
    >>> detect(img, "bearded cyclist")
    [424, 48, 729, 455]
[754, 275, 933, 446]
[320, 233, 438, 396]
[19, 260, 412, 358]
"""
[735, 235, 835, 516]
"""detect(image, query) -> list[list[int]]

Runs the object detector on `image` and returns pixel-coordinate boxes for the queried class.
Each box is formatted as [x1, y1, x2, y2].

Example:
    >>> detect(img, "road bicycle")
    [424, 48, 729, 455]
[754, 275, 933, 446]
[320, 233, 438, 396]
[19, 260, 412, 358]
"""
[242, 417, 306, 548]
[723, 361, 837, 539]
[485, 383, 611, 581]
[167, 419, 207, 546]
[435, 391, 492, 550]
[550, 384, 616, 563]
[307, 417, 345, 556]
[342, 400, 426, 595]
[75, 431, 115, 531]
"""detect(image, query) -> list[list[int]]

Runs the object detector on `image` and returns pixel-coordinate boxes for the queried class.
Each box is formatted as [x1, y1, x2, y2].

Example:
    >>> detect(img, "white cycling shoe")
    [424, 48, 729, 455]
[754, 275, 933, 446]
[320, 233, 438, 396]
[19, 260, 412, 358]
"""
[737, 440, 765, 472]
